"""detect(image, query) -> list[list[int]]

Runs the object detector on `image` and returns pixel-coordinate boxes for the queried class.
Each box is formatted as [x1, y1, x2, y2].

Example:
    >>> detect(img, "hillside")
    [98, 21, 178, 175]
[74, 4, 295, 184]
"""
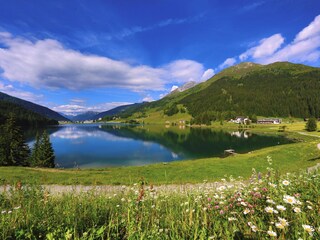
[94, 103, 146, 120]
[119, 62, 320, 120]
[181, 62, 320, 119]
[0, 101, 58, 127]
[0, 92, 69, 121]
[69, 111, 99, 121]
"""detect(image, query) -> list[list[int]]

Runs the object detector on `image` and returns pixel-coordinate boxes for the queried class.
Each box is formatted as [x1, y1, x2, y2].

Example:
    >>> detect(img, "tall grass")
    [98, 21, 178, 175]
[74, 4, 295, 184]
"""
[1, 158, 319, 239]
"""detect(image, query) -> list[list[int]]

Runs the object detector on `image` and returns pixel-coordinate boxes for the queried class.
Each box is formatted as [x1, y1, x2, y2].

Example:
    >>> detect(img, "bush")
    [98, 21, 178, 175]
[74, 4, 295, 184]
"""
[305, 118, 317, 132]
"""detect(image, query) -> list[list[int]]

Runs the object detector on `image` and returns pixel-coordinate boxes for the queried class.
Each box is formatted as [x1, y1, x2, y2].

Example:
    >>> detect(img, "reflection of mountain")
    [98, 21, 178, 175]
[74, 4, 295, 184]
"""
[99, 125, 292, 158]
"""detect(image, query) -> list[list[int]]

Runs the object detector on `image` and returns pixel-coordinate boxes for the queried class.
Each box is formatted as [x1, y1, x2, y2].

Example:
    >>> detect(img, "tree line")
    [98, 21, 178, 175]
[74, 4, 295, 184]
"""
[0, 114, 55, 167]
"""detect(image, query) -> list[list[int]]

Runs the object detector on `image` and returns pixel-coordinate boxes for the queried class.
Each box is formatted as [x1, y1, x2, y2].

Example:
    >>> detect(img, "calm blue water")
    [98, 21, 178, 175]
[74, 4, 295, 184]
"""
[27, 124, 292, 168]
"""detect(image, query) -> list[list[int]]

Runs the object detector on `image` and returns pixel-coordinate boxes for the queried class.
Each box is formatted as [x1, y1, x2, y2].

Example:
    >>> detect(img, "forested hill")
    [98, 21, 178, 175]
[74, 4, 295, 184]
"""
[118, 62, 320, 119]
[0, 101, 58, 127]
[0, 92, 69, 121]
[180, 62, 320, 118]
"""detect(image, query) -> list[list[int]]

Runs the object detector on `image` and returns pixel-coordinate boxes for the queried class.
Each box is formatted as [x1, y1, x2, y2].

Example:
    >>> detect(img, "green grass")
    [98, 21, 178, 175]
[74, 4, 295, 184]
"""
[1, 136, 319, 185]
[1, 167, 319, 239]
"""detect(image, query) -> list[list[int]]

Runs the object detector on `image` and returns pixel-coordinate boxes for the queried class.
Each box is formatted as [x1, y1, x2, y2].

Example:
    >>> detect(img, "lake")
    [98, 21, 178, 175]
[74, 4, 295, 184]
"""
[27, 124, 292, 168]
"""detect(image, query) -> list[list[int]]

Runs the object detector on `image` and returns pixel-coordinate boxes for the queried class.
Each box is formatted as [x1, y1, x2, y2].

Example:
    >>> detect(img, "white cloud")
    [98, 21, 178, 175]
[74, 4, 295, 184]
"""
[170, 85, 179, 92]
[164, 60, 205, 83]
[294, 15, 320, 43]
[238, 15, 320, 65]
[219, 57, 237, 69]
[142, 95, 154, 102]
[0, 32, 209, 91]
[201, 68, 215, 81]
[52, 101, 132, 115]
[0, 82, 43, 103]
[239, 34, 284, 60]
[109, 13, 205, 40]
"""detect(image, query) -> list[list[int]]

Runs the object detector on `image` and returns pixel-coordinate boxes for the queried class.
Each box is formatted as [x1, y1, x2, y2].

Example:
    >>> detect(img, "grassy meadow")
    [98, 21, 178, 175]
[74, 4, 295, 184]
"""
[1, 163, 319, 239]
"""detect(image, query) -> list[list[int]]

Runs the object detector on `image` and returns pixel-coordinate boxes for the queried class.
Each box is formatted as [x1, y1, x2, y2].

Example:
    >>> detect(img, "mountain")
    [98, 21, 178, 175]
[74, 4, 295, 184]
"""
[0, 101, 58, 126]
[0, 92, 69, 121]
[168, 81, 197, 95]
[93, 103, 146, 120]
[119, 62, 320, 120]
[70, 111, 99, 121]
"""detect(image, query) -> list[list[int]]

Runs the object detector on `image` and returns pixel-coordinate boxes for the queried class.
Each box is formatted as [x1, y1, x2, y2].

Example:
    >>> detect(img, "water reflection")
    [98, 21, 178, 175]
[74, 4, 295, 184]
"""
[27, 124, 292, 168]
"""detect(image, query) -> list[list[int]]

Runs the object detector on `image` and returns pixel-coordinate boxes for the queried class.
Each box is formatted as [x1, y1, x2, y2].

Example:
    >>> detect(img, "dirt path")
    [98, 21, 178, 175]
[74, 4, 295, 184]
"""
[0, 181, 243, 195]
[297, 131, 320, 138]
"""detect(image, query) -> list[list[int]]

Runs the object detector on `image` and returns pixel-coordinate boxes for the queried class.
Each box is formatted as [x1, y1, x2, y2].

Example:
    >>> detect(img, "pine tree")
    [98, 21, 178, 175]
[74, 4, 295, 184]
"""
[38, 131, 55, 168]
[0, 114, 30, 166]
[306, 118, 317, 132]
[30, 133, 41, 167]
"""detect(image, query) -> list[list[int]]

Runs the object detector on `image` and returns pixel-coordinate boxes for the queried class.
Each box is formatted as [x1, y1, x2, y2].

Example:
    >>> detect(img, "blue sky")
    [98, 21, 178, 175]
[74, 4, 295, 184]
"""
[0, 0, 319, 115]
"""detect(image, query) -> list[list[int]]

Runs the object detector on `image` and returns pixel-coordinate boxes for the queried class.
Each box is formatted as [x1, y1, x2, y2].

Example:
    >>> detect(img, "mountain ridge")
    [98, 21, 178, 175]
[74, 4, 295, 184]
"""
[0, 92, 69, 121]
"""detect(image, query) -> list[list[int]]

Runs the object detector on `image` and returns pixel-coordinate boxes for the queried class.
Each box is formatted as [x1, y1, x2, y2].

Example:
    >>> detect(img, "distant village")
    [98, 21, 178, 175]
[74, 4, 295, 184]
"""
[229, 116, 282, 125]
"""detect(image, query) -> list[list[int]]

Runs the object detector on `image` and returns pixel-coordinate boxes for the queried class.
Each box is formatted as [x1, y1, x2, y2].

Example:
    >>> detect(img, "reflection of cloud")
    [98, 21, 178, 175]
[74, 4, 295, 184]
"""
[142, 141, 153, 147]
[52, 126, 131, 142]
[171, 152, 179, 159]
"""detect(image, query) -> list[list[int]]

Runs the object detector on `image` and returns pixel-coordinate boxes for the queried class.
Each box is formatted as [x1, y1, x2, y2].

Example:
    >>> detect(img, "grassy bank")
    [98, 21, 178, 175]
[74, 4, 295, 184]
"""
[1, 167, 319, 239]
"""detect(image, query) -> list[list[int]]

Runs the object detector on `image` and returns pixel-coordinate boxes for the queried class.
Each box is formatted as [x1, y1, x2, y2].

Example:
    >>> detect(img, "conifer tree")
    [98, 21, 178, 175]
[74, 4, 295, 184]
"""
[306, 118, 317, 132]
[38, 131, 55, 168]
[0, 114, 30, 166]
[30, 133, 41, 167]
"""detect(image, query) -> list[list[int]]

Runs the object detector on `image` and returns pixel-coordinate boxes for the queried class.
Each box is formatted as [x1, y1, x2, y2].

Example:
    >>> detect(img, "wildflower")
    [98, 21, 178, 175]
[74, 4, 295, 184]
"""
[116, 205, 120, 208]
[306, 200, 313, 205]
[251, 225, 258, 232]
[293, 207, 301, 213]
[276, 205, 286, 211]
[268, 182, 277, 188]
[248, 222, 258, 232]
[241, 202, 247, 206]
[228, 217, 237, 221]
[121, 198, 125, 202]
[13, 206, 21, 210]
[266, 199, 275, 204]
[307, 206, 312, 210]
[282, 180, 290, 186]
[203, 207, 207, 211]
[302, 225, 314, 236]
[243, 208, 250, 215]
[276, 223, 285, 229]
[265, 206, 275, 214]
[283, 195, 296, 205]
[8, 211, 12, 214]
[267, 230, 277, 237]
[278, 217, 289, 227]
[1, 210, 6, 214]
